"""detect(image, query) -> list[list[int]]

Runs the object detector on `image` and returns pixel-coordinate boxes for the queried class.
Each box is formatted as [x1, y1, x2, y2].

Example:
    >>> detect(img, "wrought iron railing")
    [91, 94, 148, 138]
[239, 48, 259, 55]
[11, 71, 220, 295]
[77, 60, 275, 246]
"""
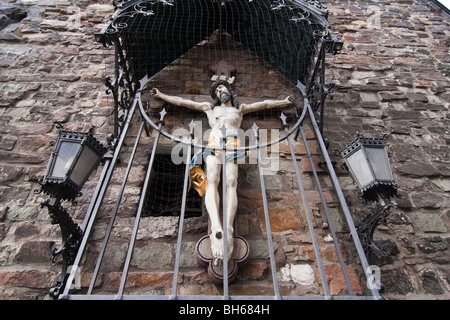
[57, 83, 382, 299]
[47, 0, 382, 300]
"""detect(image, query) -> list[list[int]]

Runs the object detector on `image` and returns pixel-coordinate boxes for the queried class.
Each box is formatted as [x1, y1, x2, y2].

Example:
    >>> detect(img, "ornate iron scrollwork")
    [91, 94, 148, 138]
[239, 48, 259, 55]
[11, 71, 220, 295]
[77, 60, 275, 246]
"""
[41, 198, 83, 299]
[103, 39, 138, 148]
[355, 200, 397, 260]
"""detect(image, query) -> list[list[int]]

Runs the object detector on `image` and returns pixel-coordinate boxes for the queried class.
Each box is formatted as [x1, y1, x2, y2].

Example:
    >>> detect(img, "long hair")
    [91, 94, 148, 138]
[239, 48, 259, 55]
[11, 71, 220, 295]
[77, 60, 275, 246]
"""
[210, 80, 239, 109]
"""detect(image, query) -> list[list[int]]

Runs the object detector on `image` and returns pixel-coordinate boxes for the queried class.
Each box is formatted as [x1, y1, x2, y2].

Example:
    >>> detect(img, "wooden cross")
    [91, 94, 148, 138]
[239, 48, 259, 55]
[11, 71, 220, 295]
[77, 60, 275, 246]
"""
[210, 60, 236, 84]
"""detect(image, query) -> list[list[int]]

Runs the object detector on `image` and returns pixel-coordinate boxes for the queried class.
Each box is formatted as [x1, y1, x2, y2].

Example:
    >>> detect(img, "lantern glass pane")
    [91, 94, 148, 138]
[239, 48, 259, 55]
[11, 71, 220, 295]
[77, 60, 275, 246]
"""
[51, 141, 81, 178]
[346, 148, 374, 188]
[69, 145, 99, 186]
[366, 147, 393, 181]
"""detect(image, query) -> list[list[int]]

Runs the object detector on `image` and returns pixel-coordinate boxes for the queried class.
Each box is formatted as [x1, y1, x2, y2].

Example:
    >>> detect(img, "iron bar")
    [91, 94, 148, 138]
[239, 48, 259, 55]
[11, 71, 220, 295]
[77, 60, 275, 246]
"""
[306, 103, 381, 300]
[80, 156, 111, 232]
[297, 124, 353, 295]
[59, 88, 381, 300]
[87, 121, 145, 295]
[282, 116, 331, 298]
[113, 44, 120, 139]
[253, 123, 281, 300]
[116, 107, 166, 298]
[221, 125, 229, 300]
[60, 96, 138, 299]
[62, 294, 374, 301]
[171, 120, 195, 299]
[42, 197, 83, 298]
[138, 93, 308, 153]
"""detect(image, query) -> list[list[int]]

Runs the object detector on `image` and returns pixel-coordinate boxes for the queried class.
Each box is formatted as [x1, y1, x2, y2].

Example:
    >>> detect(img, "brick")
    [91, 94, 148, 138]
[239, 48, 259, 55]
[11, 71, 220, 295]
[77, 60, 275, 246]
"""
[229, 284, 280, 296]
[301, 157, 326, 174]
[14, 222, 39, 240]
[190, 270, 210, 284]
[0, 270, 57, 289]
[322, 264, 362, 295]
[305, 190, 334, 206]
[78, 272, 104, 289]
[109, 272, 182, 288]
[257, 206, 301, 232]
[237, 261, 268, 280]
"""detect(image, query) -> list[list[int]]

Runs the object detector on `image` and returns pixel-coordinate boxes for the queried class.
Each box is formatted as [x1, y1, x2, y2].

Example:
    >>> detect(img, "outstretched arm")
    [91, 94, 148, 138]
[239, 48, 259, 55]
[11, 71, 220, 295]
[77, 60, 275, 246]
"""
[240, 96, 294, 115]
[151, 88, 210, 112]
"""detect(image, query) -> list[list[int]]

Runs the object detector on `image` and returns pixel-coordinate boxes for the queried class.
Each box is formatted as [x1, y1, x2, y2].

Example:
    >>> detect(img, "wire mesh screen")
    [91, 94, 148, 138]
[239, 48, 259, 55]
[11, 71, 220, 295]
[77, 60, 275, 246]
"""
[142, 153, 203, 217]
[100, 0, 332, 85]
[55, 0, 383, 301]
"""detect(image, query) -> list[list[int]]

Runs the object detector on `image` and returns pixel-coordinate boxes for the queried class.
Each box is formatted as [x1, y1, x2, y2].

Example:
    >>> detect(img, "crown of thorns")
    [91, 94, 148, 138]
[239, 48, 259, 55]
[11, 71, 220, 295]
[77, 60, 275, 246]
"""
[210, 80, 239, 109]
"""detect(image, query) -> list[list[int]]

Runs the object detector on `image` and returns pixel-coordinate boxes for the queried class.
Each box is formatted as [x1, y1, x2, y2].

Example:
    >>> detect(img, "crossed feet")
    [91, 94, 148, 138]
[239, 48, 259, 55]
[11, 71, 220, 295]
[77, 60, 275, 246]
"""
[209, 226, 234, 266]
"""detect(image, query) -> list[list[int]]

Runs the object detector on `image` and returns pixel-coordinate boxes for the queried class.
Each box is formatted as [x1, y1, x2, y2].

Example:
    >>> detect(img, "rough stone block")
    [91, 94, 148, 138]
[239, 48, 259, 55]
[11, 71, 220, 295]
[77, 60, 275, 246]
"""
[237, 261, 268, 280]
[131, 243, 173, 270]
[420, 270, 444, 295]
[417, 236, 448, 254]
[109, 271, 182, 288]
[0, 270, 57, 289]
[14, 240, 54, 263]
[322, 264, 362, 295]
[409, 212, 447, 233]
[410, 191, 447, 209]
[257, 206, 302, 232]
[394, 162, 440, 177]
[280, 263, 315, 286]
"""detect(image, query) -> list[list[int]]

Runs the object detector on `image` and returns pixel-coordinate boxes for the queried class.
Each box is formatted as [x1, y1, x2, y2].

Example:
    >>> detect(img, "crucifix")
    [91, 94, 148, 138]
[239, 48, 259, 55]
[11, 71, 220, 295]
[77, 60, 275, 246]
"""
[151, 61, 293, 282]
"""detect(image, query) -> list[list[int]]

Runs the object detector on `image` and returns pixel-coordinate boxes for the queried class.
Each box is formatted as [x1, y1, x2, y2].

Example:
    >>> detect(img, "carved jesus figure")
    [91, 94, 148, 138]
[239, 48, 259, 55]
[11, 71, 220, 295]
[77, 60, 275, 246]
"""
[151, 80, 293, 265]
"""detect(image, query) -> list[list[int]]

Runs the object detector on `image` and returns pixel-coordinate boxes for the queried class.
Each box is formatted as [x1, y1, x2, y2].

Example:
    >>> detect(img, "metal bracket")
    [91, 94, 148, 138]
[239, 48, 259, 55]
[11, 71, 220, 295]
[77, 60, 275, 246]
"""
[355, 200, 397, 260]
[41, 198, 83, 299]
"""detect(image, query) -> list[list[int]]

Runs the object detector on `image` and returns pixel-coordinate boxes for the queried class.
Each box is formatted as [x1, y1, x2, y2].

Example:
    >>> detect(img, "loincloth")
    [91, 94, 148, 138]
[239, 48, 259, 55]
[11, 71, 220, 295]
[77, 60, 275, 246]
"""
[188, 133, 249, 197]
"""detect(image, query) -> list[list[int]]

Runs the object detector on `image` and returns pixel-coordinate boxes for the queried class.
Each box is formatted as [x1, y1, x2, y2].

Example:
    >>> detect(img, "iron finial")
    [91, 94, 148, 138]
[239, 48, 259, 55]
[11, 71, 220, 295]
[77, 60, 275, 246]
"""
[279, 112, 288, 128]
[159, 108, 167, 121]
[188, 120, 195, 134]
[251, 122, 259, 136]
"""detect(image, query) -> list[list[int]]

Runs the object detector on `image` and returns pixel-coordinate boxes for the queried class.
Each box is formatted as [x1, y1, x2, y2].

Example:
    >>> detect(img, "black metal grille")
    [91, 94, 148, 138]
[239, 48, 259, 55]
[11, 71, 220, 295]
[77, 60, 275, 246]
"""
[142, 153, 203, 217]
[54, 0, 381, 301]
[97, 0, 339, 85]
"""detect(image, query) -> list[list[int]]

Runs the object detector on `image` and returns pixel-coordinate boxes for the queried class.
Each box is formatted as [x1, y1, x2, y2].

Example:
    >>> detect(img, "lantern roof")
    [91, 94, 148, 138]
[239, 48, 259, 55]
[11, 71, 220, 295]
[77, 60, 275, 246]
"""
[340, 134, 399, 203]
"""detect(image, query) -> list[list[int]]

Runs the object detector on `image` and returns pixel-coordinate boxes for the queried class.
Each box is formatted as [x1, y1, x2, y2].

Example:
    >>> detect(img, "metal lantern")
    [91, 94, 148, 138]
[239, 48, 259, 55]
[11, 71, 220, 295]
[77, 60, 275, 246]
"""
[36, 129, 107, 298]
[340, 134, 398, 203]
[39, 130, 108, 201]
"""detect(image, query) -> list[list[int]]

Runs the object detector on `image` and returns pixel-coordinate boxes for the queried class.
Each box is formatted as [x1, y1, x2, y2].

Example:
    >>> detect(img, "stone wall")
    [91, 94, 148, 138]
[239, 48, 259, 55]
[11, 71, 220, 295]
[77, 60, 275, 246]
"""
[0, 0, 115, 299]
[323, 0, 450, 299]
[0, 0, 449, 300]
